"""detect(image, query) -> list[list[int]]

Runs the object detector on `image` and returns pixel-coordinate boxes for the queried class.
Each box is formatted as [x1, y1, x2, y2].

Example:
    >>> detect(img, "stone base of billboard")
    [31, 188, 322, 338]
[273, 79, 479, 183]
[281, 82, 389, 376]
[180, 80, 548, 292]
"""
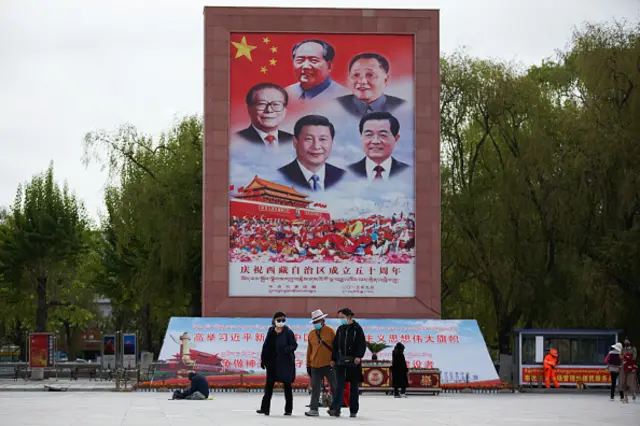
[0, 391, 632, 425]
[30, 368, 44, 381]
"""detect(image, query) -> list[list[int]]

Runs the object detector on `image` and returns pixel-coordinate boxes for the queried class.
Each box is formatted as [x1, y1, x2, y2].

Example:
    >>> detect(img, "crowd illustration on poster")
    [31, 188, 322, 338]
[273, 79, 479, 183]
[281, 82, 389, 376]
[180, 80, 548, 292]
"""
[227, 33, 421, 298]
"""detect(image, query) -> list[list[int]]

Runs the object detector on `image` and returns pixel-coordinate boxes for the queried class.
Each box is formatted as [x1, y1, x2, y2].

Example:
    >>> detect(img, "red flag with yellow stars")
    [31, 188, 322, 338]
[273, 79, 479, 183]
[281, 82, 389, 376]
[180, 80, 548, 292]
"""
[229, 33, 290, 88]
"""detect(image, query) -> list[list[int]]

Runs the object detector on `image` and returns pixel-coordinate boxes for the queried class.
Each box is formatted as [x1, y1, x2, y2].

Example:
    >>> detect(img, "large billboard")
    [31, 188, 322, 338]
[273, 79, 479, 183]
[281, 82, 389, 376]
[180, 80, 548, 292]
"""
[154, 317, 500, 387]
[228, 33, 415, 298]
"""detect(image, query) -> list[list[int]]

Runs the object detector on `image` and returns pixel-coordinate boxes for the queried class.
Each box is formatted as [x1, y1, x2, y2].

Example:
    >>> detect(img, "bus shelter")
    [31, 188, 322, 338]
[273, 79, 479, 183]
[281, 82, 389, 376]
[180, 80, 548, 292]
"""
[513, 329, 623, 387]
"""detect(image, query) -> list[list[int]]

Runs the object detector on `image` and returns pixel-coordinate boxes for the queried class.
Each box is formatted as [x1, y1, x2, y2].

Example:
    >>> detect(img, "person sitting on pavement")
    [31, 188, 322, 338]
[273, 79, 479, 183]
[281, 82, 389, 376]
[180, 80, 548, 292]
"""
[172, 372, 209, 400]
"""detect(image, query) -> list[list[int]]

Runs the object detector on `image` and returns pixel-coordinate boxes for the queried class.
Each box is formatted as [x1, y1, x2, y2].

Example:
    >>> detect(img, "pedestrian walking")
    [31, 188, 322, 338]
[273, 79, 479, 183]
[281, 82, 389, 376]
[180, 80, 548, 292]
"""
[305, 309, 337, 417]
[328, 308, 366, 418]
[391, 342, 409, 398]
[605, 342, 624, 401]
[622, 338, 638, 400]
[257, 311, 298, 416]
[621, 352, 638, 403]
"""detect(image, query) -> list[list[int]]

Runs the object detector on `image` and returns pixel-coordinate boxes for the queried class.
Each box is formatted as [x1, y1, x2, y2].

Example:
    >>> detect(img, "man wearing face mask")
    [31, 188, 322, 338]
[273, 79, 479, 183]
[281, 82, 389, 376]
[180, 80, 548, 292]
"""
[305, 310, 337, 417]
[328, 308, 366, 418]
[257, 312, 298, 416]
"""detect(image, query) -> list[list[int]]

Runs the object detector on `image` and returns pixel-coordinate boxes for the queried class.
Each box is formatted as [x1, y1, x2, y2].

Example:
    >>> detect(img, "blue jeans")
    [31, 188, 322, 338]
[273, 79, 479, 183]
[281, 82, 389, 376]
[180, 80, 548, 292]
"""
[330, 367, 360, 414]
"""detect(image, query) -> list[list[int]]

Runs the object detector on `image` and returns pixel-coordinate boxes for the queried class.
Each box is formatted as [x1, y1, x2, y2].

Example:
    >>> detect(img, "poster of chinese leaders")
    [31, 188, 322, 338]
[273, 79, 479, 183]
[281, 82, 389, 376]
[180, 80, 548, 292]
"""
[228, 33, 417, 297]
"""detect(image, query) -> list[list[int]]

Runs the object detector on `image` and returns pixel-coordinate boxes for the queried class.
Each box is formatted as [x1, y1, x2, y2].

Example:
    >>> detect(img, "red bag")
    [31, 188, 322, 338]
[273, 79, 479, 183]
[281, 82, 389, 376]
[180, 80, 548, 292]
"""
[343, 382, 350, 407]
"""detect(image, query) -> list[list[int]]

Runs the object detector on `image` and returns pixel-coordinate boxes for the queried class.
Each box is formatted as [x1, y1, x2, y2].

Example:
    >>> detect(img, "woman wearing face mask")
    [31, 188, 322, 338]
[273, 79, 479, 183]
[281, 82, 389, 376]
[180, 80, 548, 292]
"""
[257, 312, 298, 416]
[328, 308, 366, 418]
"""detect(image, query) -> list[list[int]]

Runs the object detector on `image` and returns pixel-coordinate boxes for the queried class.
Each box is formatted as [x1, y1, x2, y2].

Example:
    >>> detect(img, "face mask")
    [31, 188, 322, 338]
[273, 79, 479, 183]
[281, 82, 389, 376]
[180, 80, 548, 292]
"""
[313, 323, 322, 330]
[275, 320, 286, 328]
[340, 318, 348, 325]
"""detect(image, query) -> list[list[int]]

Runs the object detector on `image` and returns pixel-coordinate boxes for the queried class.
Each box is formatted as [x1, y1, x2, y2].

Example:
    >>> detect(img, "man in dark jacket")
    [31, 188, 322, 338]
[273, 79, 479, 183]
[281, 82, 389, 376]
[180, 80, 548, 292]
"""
[328, 308, 366, 418]
[173, 372, 209, 400]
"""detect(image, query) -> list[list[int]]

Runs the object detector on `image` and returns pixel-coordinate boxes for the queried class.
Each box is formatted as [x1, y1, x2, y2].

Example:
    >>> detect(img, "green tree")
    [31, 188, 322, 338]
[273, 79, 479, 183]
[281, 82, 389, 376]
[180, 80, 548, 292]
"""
[0, 164, 90, 332]
[84, 116, 203, 353]
[441, 20, 640, 354]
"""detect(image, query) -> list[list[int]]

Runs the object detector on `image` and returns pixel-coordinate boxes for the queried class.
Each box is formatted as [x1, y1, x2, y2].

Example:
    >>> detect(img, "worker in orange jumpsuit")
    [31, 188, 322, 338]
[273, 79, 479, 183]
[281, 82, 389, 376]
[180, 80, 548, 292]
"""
[544, 348, 560, 388]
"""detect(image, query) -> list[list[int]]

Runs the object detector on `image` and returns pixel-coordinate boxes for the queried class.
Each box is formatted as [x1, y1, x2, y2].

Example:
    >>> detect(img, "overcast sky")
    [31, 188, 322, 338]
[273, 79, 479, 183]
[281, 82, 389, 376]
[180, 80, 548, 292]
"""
[1, 0, 638, 222]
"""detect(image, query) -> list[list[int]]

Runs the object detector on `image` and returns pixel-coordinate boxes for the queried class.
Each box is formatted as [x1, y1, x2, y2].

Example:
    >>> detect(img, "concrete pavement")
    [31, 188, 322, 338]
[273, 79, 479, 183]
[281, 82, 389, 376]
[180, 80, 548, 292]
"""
[0, 390, 637, 426]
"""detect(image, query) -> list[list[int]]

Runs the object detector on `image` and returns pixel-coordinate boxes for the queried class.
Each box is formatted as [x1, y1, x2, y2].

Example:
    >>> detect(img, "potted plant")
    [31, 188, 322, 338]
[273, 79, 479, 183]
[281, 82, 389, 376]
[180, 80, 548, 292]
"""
[366, 342, 391, 361]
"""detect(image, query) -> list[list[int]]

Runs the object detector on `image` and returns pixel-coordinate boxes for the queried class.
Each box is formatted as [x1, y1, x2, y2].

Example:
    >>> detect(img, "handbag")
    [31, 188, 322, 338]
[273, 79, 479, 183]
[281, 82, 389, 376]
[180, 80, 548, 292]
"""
[337, 355, 355, 367]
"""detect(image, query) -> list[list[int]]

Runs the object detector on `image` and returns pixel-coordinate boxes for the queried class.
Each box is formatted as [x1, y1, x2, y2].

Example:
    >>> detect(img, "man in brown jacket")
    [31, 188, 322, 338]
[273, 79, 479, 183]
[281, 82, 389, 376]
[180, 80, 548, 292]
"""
[305, 309, 337, 417]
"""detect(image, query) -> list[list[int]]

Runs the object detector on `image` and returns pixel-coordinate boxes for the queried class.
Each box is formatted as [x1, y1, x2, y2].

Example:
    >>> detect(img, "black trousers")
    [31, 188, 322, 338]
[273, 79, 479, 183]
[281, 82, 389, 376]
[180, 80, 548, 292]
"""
[610, 372, 624, 399]
[261, 374, 293, 414]
[331, 367, 360, 414]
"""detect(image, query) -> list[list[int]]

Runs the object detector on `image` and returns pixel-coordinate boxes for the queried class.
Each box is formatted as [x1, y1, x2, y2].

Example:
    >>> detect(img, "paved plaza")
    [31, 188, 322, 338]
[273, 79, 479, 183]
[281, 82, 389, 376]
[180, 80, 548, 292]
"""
[0, 391, 638, 426]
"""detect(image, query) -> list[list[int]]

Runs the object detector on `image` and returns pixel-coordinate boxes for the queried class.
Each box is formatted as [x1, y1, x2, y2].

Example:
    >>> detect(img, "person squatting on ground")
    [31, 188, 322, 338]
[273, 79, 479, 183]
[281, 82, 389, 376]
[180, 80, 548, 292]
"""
[543, 348, 560, 388]
[257, 311, 298, 416]
[391, 342, 409, 398]
[328, 307, 367, 418]
[305, 309, 338, 417]
[172, 372, 209, 400]
[606, 342, 625, 401]
[620, 351, 638, 403]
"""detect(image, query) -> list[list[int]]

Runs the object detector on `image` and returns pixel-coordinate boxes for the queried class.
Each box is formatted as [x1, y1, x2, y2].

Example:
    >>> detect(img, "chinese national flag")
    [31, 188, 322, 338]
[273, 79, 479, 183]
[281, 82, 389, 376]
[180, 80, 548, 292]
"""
[229, 185, 235, 191]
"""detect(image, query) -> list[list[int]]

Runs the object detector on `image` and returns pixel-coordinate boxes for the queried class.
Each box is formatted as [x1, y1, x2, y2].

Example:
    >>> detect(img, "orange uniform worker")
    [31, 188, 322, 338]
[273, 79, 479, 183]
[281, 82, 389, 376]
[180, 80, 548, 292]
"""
[544, 348, 560, 388]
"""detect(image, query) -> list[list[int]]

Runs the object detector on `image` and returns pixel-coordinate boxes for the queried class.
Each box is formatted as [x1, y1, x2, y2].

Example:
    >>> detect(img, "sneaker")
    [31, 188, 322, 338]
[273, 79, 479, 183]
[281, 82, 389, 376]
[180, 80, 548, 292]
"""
[394, 395, 401, 398]
[350, 413, 357, 418]
[284, 412, 292, 416]
[256, 410, 269, 416]
[305, 410, 319, 417]
[402, 394, 408, 398]
[327, 409, 340, 417]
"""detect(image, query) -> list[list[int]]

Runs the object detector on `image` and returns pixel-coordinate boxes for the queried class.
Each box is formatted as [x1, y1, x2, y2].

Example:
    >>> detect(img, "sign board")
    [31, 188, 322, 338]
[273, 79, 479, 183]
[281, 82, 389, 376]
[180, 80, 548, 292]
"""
[101, 335, 116, 369]
[227, 32, 417, 298]
[122, 333, 137, 368]
[29, 333, 55, 368]
[154, 317, 499, 387]
[522, 367, 610, 386]
[140, 351, 154, 372]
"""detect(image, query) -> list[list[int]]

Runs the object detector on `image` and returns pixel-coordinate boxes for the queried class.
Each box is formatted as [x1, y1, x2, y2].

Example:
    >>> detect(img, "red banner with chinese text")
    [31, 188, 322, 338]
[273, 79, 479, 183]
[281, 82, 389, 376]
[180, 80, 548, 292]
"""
[522, 367, 610, 385]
